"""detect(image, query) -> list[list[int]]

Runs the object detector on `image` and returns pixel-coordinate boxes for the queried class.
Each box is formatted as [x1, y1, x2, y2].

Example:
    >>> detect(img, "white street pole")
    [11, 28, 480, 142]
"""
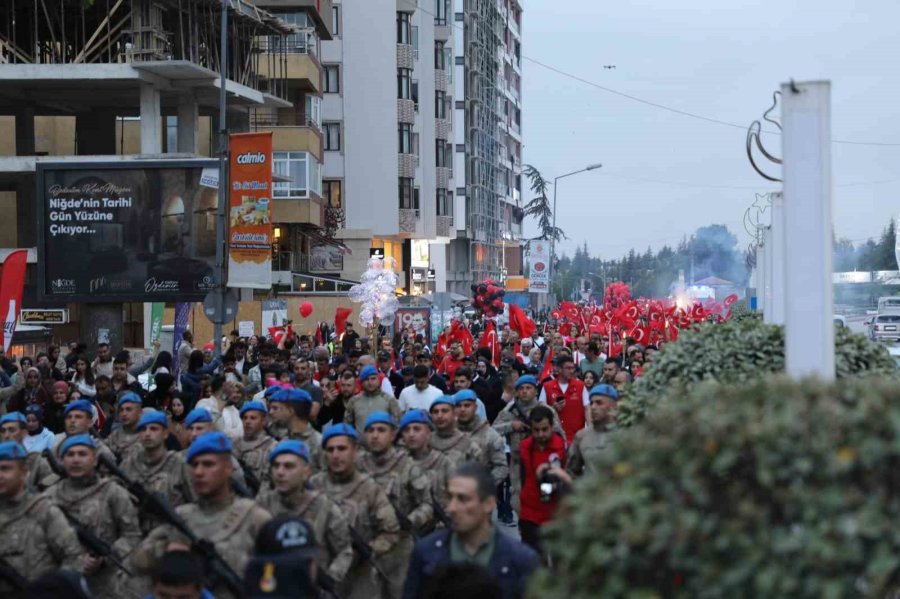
[756, 242, 767, 315]
[782, 80, 834, 380]
[769, 191, 786, 324]
[763, 227, 774, 323]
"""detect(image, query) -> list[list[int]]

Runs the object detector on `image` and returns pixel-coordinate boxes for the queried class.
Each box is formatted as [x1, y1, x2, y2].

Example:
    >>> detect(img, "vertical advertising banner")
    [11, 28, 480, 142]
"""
[172, 302, 192, 383]
[148, 302, 165, 348]
[228, 132, 273, 289]
[529, 241, 550, 294]
[0, 250, 28, 352]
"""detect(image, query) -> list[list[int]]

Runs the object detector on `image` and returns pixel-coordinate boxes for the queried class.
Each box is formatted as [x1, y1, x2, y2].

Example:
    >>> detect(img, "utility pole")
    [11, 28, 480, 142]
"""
[213, 0, 229, 357]
[782, 80, 834, 380]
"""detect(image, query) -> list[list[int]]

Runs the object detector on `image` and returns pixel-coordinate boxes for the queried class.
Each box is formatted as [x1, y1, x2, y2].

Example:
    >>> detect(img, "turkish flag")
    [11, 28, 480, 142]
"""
[479, 320, 500, 366]
[508, 304, 536, 339]
[334, 307, 353, 336]
[450, 319, 474, 355]
[540, 345, 555, 382]
[0, 250, 27, 352]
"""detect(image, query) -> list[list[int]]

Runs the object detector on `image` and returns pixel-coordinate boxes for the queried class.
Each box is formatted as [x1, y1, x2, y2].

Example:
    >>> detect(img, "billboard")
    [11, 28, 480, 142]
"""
[395, 307, 431, 345]
[37, 159, 218, 302]
[529, 241, 550, 294]
[227, 132, 273, 289]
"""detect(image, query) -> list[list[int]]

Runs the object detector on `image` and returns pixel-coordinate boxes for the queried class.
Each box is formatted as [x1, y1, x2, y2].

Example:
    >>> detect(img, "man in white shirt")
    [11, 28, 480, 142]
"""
[399, 365, 443, 413]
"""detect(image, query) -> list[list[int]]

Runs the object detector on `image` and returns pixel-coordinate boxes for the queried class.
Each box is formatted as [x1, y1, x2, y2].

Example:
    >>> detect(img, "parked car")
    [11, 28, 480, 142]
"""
[834, 315, 847, 328]
[871, 313, 900, 343]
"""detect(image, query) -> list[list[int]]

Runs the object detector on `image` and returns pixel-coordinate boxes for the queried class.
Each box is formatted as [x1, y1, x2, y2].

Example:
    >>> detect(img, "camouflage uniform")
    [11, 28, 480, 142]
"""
[51, 434, 117, 465]
[133, 496, 272, 599]
[176, 449, 248, 496]
[120, 449, 194, 533]
[24, 451, 54, 492]
[44, 475, 142, 598]
[257, 486, 354, 583]
[268, 420, 288, 441]
[343, 391, 402, 436]
[0, 491, 82, 592]
[567, 426, 614, 477]
[106, 426, 142, 463]
[430, 429, 483, 472]
[232, 433, 277, 491]
[408, 448, 452, 519]
[492, 398, 563, 511]
[310, 469, 401, 599]
[287, 426, 324, 472]
[358, 447, 433, 599]
[458, 417, 509, 486]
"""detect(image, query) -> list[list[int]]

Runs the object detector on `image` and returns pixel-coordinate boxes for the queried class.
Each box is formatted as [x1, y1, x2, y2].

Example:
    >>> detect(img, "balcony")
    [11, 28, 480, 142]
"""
[272, 196, 324, 226]
[257, 34, 323, 93]
[250, 114, 324, 161]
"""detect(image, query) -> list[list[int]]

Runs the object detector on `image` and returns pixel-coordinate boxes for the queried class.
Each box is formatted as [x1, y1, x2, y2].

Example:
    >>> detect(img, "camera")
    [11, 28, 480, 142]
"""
[539, 453, 562, 503]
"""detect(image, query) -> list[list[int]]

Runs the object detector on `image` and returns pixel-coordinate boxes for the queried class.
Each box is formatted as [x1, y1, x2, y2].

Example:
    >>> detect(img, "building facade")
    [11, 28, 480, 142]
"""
[445, 0, 524, 295]
[289, 0, 457, 295]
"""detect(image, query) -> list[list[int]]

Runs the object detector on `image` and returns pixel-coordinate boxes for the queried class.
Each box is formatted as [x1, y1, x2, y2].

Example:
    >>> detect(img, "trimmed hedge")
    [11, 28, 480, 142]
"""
[534, 377, 900, 599]
[617, 318, 896, 427]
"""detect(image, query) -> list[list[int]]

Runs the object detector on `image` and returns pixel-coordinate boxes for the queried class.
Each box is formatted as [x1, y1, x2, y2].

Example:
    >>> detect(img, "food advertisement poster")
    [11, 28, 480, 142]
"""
[227, 132, 273, 289]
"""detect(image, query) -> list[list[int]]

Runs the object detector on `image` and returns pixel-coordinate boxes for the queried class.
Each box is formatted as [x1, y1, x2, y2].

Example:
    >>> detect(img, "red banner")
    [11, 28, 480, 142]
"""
[227, 132, 273, 289]
[0, 250, 28, 352]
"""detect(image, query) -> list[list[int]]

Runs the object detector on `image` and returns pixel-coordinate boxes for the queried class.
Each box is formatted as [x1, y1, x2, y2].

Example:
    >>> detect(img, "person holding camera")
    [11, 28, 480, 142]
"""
[517, 404, 567, 555]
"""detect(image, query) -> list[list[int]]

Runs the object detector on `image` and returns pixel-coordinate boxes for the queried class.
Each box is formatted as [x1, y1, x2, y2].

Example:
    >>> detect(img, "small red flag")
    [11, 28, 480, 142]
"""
[334, 307, 353, 336]
[540, 345, 555, 382]
[0, 250, 27, 352]
[508, 304, 536, 339]
[479, 320, 500, 366]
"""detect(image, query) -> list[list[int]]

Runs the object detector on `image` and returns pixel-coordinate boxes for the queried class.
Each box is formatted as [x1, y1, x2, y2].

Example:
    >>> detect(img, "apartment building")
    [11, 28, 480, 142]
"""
[0, 0, 300, 347]
[446, 0, 523, 294]
[314, 0, 456, 294]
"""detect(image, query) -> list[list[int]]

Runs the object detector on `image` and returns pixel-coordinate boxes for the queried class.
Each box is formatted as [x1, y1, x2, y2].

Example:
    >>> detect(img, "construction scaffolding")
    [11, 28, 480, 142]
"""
[0, 0, 294, 101]
[464, 0, 503, 282]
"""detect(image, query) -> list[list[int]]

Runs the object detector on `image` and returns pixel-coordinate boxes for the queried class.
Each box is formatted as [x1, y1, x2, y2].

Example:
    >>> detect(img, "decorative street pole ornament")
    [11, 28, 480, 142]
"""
[348, 256, 400, 328]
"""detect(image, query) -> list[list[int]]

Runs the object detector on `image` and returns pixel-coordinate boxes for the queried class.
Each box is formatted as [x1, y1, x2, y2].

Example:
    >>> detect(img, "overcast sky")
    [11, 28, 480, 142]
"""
[521, 0, 900, 259]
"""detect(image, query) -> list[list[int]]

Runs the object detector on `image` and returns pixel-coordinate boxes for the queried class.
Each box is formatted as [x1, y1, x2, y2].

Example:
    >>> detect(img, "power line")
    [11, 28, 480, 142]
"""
[403, 0, 900, 148]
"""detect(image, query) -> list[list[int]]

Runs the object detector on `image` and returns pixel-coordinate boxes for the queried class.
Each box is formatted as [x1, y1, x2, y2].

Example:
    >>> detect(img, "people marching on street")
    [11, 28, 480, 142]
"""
[0, 299, 633, 598]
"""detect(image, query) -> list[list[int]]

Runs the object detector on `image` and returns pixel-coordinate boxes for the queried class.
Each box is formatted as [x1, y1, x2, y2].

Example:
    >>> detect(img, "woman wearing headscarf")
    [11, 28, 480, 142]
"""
[166, 393, 191, 449]
[7, 367, 50, 413]
[23, 403, 55, 453]
[43, 381, 71, 434]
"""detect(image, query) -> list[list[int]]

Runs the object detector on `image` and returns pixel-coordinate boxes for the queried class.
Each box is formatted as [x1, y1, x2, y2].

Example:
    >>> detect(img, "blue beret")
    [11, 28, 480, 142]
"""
[60, 433, 96, 457]
[118, 392, 143, 407]
[270, 387, 312, 404]
[364, 411, 397, 431]
[269, 439, 310, 464]
[137, 410, 168, 431]
[0, 441, 27, 461]
[184, 408, 213, 427]
[240, 400, 269, 416]
[590, 384, 619, 400]
[398, 409, 434, 432]
[515, 375, 538, 389]
[186, 431, 233, 463]
[0, 412, 26, 426]
[454, 389, 479, 404]
[264, 384, 286, 399]
[430, 395, 456, 410]
[359, 365, 378, 381]
[64, 399, 94, 417]
[321, 423, 358, 447]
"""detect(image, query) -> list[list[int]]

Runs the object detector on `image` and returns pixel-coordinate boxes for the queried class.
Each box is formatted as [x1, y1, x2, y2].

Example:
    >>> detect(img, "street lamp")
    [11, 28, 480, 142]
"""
[550, 163, 602, 301]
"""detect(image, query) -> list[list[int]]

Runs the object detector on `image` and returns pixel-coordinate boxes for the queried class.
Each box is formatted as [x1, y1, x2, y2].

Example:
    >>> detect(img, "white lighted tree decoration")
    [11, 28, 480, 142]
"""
[348, 256, 400, 327]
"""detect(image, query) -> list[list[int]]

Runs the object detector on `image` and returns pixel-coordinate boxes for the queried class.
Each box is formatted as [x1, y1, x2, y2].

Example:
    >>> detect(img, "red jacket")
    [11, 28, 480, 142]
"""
[543, 378, 586, 444]
[518, 433, 567, 525]
[439, 356, 465, 382]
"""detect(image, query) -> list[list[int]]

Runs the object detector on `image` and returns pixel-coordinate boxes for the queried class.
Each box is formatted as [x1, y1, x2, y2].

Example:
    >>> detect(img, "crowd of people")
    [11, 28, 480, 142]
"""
[0, 315, 647, 598]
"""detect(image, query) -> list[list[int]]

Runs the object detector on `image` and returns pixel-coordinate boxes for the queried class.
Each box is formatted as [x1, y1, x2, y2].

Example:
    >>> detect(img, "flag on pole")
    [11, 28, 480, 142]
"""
[0, 250, 27, 352]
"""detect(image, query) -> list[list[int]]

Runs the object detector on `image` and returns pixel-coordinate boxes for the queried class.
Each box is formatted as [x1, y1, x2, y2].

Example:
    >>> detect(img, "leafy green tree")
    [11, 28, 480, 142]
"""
[523, 165, 565, 244]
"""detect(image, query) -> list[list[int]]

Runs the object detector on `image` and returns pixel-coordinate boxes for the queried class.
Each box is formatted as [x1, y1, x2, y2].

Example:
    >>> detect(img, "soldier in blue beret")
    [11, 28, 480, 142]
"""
[0, 440, 82, 591]
[0, 413, 53, 492]
[567, 385, 619, 478]
[107, 391, 144, 462]
[268, 385, 323, 472]
[234, 400, 277, 494]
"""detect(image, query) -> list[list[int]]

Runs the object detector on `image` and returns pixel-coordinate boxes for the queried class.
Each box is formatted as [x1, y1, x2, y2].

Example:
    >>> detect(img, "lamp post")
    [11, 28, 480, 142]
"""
[550, 163, 602, 301]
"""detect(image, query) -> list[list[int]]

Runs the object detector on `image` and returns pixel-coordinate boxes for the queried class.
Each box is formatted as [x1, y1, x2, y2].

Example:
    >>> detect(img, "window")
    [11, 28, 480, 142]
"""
[304, 95, 322, 128]
[273, 151, 321, 199]
[412, 25, 419, 59]
[435, 42, 446, 70]
[437, 189, 453, 216]
[323, 180, 342, 208]
[324, 65, 340, 93]
[270, 12, 318, 55]
[412, 80, 419, 109]
[435, 91, 447, 119]
[397, 12, 411, 44]
[323, 123, 341, 151]
[436, 140, 452, 168]
[397, 68, 412, 99]
[435, 0, 449, 25]
[399, 177, 417, 209]
[398, 123, 414, 154]
[332, 5, 339, 36]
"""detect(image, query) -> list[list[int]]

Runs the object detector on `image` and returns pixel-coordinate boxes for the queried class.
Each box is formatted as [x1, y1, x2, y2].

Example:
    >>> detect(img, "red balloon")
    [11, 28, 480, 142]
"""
[299, 301, 314, 318]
